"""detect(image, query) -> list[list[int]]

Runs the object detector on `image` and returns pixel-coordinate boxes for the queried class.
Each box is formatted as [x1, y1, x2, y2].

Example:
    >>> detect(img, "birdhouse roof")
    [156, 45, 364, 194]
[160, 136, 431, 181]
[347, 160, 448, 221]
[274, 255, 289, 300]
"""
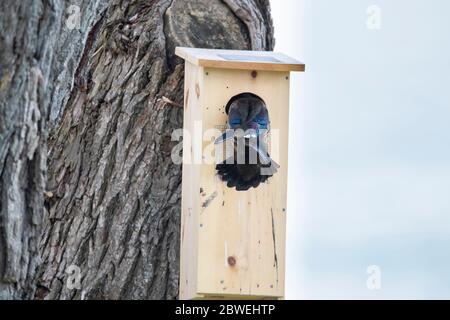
[175, 47, 305, 72]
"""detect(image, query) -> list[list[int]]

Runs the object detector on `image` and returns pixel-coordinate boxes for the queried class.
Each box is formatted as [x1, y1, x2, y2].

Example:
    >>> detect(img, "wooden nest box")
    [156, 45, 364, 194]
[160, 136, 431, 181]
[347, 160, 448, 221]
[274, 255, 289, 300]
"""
[176, 47, 305, 300]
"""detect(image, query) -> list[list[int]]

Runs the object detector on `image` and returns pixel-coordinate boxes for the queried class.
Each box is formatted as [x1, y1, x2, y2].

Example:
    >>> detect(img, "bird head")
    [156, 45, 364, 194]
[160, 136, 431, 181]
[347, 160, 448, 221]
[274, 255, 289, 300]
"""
[215, 93, 269, 144]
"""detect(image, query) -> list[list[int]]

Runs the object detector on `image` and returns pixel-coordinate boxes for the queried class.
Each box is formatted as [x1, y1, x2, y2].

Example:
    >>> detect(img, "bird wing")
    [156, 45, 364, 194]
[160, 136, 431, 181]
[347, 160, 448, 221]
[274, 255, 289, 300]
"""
[214, 129, 234, 145]
[247, 141, 271, 165]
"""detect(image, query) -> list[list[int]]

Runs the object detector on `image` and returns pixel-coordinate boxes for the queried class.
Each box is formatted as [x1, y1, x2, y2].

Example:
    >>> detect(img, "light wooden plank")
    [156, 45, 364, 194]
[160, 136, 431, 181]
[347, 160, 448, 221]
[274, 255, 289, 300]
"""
[179, 62, 204, 300]
[179, 64, 290, 300]
[176, 47, 305, 72]
[197, 68, 289, 298]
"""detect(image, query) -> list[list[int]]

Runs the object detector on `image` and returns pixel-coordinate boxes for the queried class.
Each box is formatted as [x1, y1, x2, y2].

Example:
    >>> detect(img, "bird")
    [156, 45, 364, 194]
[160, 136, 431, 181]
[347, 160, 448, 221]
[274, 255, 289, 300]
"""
[215, 93, 279, 191]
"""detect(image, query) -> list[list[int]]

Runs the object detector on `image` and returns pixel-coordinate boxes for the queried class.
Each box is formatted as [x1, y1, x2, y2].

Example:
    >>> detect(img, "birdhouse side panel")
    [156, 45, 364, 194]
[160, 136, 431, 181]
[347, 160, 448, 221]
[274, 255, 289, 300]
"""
[180, 62, 205, 300]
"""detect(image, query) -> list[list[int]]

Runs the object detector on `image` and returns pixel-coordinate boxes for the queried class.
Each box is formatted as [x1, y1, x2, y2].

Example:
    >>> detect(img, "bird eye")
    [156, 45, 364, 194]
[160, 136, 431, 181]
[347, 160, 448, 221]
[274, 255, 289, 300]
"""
[230, 119, 241, 125]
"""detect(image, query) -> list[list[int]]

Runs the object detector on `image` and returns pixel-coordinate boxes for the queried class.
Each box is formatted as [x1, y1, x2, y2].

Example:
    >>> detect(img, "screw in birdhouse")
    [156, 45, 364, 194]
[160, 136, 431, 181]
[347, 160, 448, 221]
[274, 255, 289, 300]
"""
[227, 256, 236, 267]
[285, 76, 289, 80]
[205, 71, 209, 76]
[251, 70, 258, 78]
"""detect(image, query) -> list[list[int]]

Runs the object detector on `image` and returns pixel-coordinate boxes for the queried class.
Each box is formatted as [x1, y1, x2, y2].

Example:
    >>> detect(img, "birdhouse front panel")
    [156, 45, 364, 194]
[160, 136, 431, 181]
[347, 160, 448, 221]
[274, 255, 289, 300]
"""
[176, 47, 304, 300]
[197, 68, 289, 299]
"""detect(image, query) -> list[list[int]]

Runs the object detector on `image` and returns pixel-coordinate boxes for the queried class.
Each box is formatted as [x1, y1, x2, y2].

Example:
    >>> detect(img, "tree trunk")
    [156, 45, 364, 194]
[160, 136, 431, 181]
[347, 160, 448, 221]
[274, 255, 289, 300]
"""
[0, 0, 108, 299]
[0, 0, 274, 300]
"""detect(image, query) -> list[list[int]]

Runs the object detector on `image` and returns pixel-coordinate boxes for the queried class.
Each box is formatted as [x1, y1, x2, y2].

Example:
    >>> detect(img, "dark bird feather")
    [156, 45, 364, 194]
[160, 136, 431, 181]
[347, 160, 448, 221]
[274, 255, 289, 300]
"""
[215, 93, 279, 191]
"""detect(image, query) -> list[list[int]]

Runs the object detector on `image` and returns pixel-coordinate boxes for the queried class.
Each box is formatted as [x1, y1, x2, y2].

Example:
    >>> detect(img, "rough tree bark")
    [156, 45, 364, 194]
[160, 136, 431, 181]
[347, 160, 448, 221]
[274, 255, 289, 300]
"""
[0, 0, 274, 300]
[0, 0, 108, 299]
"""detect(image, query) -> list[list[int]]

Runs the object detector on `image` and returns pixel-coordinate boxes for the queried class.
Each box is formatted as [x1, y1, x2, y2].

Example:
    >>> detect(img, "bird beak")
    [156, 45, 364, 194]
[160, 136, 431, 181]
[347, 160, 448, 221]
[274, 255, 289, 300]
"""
[214, 129, 264, 144]
[243, 131, 258, 139]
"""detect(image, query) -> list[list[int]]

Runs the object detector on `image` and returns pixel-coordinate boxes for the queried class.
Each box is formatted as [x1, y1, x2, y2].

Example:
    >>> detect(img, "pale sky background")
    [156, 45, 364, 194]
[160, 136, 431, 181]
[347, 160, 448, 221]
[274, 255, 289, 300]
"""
[271, 0, 450, 299]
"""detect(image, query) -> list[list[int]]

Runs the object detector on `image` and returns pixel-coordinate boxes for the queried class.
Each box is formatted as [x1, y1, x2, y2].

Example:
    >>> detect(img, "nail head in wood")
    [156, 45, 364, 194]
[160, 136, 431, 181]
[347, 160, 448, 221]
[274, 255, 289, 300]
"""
[227, 256, 236, 267]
